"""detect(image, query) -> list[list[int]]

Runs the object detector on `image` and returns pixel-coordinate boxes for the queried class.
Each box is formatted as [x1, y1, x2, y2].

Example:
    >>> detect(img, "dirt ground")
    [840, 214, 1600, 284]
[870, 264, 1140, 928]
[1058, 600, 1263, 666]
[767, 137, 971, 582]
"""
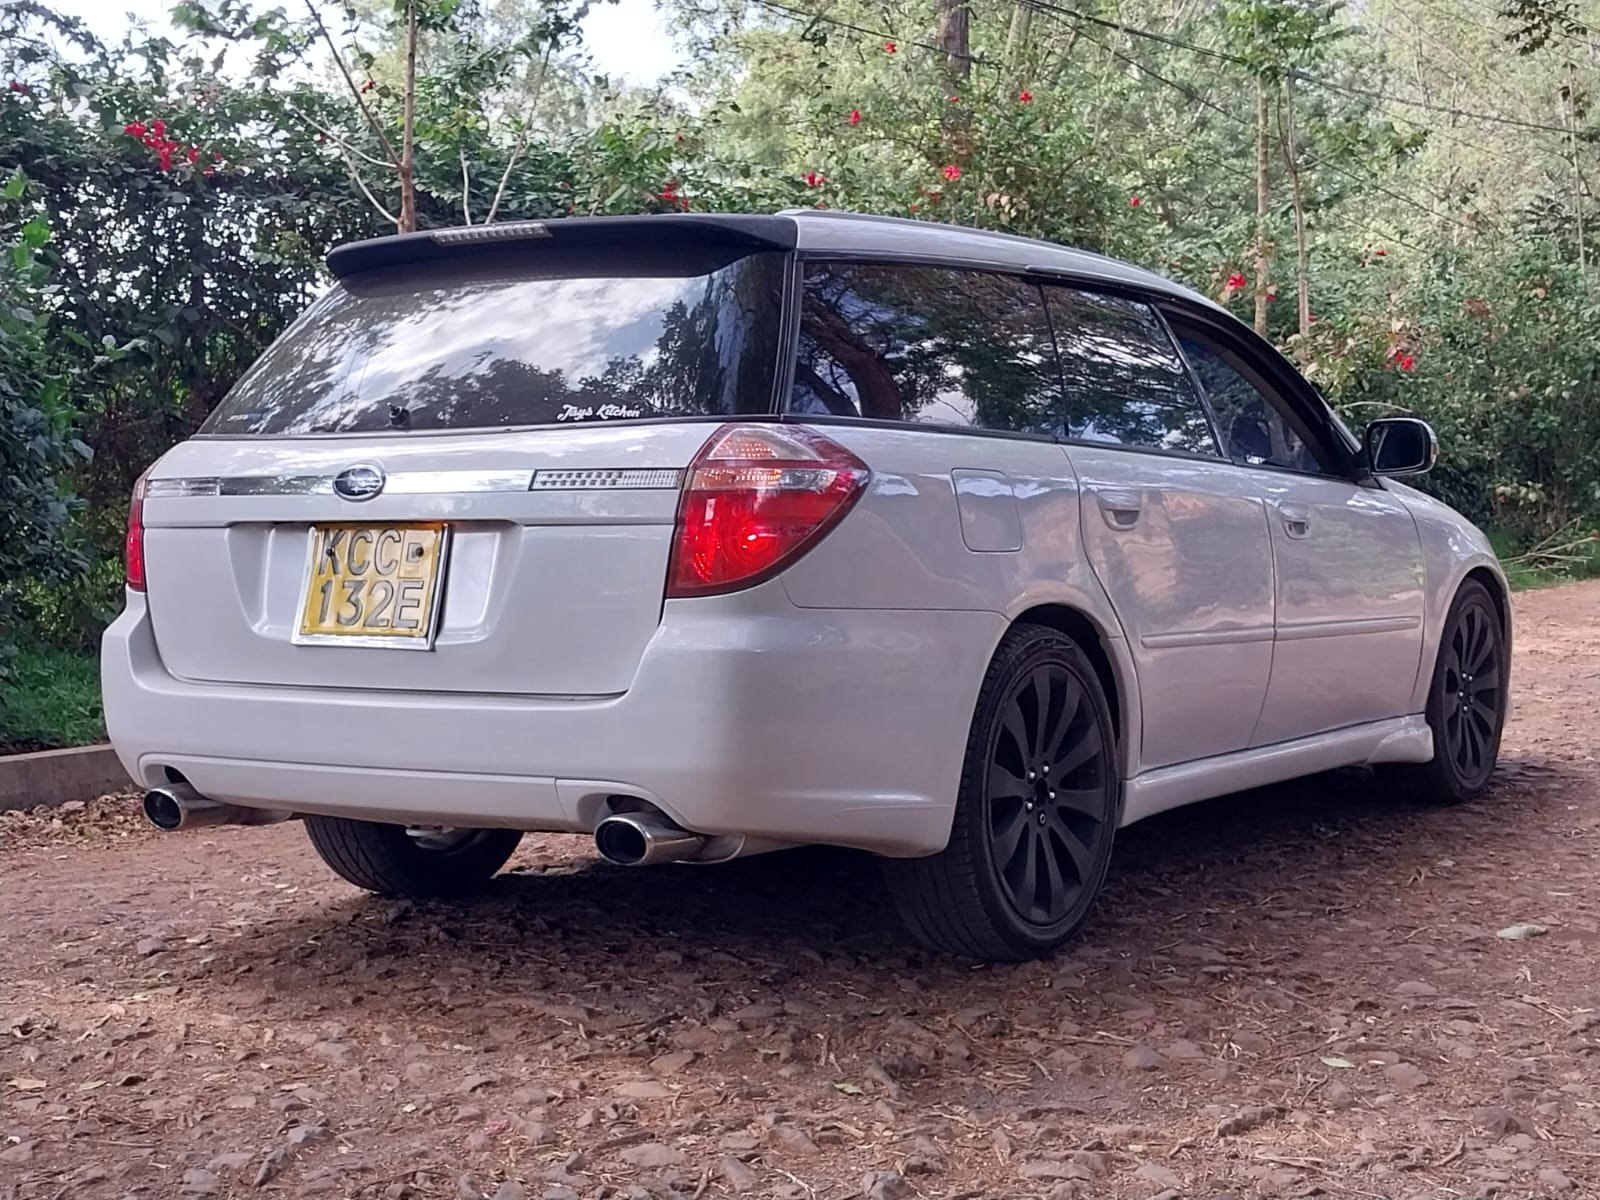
[4, 583, 1600, 1200]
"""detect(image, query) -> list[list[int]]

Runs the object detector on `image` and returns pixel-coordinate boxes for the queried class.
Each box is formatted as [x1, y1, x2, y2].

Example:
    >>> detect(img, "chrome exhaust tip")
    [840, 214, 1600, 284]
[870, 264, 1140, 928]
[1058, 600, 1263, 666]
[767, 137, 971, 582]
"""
[141, 784, 291, 831]
[593, 813, 707, 867]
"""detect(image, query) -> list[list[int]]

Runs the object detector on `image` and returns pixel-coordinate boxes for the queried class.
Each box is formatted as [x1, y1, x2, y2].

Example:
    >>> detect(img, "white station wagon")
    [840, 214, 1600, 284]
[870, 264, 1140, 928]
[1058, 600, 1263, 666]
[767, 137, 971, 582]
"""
[104, 211, 1511, 960]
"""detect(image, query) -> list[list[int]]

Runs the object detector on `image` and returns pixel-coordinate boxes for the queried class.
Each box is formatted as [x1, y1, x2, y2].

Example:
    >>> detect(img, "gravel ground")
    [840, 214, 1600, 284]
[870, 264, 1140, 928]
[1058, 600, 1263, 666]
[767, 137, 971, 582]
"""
[3, 581, 1599, 1200]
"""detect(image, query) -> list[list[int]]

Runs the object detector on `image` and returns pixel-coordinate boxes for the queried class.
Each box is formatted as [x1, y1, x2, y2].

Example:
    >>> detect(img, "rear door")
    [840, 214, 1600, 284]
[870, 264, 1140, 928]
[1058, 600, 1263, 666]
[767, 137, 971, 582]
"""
[140, 222, 791, 697]
[1168, 319, 1426, 744]
[1046, 286, 1276, 771]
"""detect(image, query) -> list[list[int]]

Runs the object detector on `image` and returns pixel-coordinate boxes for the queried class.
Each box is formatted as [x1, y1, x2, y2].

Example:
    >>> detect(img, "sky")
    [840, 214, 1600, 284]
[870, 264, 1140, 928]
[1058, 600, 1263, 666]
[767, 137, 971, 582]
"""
[50, 0, 682, 86]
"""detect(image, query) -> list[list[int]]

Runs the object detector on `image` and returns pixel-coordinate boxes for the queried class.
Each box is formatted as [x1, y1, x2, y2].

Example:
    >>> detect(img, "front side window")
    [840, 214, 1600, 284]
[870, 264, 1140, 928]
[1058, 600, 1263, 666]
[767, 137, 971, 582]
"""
[1174, 329, 1327, 474]
[1044, 287, 1220, 457]
[203, 247, 786, 435]
[788, 262, 1063, 435]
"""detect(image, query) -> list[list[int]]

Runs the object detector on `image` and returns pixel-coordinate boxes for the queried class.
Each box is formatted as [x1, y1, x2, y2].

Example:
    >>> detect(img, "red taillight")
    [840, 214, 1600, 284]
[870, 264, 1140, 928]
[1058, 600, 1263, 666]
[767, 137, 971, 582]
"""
[666, 424, 870, 598]
[125, 473, 147, 591]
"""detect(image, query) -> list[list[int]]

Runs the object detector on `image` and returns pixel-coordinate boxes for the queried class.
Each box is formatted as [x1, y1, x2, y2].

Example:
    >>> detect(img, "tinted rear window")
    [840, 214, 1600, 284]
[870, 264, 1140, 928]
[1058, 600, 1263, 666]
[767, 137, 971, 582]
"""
[202, 248, 786, 435]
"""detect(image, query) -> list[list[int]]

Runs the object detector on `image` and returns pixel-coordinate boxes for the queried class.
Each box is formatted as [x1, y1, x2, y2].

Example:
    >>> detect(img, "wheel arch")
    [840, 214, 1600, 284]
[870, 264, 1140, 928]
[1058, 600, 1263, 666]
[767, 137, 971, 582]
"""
[1007, 602, 1139, 779]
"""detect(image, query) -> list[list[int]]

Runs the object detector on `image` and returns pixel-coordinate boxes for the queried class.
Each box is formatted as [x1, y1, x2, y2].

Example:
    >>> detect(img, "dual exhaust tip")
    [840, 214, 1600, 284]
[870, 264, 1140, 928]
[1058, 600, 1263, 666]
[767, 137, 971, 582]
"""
[143, 785, 711, 869]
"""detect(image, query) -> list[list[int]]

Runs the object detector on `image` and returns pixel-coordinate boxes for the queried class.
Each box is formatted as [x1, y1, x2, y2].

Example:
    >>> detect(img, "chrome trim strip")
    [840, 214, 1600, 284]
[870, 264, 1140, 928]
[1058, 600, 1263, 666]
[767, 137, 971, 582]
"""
[1275, 615, 1423, 642]
[146, 468, 684, 496]
[1140, 626, 1275, 649]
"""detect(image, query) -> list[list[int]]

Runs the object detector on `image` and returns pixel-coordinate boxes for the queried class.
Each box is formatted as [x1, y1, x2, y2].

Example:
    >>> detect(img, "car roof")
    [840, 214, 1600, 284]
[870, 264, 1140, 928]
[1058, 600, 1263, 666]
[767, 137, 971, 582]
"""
[781, 208, 1221, 312]
[325, 210, 1222, 314]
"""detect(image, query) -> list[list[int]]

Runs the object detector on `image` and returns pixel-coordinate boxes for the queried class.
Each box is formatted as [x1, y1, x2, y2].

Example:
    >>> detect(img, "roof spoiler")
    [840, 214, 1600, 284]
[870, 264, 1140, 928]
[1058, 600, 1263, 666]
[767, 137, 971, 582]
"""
[327, 214, 799, 280]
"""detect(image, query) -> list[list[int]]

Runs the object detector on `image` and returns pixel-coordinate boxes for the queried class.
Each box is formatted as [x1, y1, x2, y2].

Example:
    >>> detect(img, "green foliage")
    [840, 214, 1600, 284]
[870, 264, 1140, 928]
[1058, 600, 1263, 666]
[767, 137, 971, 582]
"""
[0, 645, 104, 754]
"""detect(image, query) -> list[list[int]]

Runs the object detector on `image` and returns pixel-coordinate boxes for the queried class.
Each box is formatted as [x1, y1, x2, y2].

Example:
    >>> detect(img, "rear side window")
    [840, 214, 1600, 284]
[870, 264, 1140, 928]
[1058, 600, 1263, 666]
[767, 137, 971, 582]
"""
[788, 262, 1062, 435]
[1044, 287, 1219, 456]
[202, 248, 786, 435]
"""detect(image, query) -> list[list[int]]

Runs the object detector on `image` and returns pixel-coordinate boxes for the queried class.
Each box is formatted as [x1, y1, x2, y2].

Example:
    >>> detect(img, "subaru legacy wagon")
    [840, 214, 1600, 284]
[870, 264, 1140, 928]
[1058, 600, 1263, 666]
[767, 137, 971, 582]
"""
[103, 211, 1511, 960]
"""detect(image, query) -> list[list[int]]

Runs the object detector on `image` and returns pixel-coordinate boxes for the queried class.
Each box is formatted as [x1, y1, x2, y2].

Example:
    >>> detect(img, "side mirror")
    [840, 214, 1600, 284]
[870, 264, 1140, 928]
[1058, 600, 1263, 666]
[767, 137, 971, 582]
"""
[1364, 416, 1437, 477]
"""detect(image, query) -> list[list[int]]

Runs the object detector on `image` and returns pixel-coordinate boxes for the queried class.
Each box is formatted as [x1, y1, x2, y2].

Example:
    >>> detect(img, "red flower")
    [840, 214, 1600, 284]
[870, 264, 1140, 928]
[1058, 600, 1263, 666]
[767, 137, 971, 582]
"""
[361, 79, 376, 93]
[804, 171, 825, 187]
[157, 145, 173, 171]
[1400, 354, 1415, 372]
[883, 40, 896, 53]
[942, 163, 961, 181]
[151, 118, 165, 138]
[848, 108, 861, 126]
[1374, 247, 1387, 257]
[212, 151, 223, 161]
[1129, 195, 1140, 208]
[1226, 272, 1247, 290]
[7, 80, 27, 94]
[948, 95, 960, 104]
[124, 121, 146, 137]
[1018, 89, 1033, 103]
[186, 145, 200, 164]
[1267, 290, 1277, 301]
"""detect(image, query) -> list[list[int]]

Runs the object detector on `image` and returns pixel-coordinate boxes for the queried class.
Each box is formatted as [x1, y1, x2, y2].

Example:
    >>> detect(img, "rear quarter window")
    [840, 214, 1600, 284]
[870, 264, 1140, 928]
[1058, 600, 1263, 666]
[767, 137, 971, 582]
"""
[787, 261, 1063, 436]
[203, 247, 787, 435]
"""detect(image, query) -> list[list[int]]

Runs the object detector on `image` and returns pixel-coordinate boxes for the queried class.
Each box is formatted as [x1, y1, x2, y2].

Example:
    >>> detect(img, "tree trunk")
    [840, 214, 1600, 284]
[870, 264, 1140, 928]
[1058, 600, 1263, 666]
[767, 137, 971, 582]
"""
[1567, 70, 1587, 276]
[1281, 77, 1310, 338]
[398, 0, 418, 234]
[937, 0, 971, 83]
[1254, 74, 1270, 336]
[1004, 3, 1033, 80]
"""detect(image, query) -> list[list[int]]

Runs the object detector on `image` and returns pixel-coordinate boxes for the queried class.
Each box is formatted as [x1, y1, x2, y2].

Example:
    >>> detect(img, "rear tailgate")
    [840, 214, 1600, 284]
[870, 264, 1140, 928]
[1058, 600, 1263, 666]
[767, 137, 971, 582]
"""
[140, 217, 795, 697]
[142, 425, 718, 696]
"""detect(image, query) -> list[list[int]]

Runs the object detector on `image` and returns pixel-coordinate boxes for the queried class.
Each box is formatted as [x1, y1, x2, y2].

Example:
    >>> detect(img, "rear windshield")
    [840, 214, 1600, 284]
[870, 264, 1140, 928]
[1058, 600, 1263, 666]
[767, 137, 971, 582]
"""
[202, 247, 786, 435]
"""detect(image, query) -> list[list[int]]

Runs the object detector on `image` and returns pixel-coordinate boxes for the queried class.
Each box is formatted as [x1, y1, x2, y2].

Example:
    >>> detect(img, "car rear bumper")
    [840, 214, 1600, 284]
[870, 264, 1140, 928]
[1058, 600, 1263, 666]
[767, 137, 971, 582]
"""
[102, 588, 1003, 857]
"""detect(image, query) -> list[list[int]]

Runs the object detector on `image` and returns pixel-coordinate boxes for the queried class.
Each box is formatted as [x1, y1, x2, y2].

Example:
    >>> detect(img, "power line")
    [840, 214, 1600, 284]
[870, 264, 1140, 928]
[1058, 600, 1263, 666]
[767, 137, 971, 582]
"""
[1018, 0, 1582, 136]
[747, 0, 996, 69]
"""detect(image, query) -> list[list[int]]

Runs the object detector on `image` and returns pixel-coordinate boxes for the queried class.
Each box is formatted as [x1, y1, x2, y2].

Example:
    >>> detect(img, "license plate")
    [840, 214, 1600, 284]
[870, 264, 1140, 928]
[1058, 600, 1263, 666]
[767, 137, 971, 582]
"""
[294, 523, 450, 649]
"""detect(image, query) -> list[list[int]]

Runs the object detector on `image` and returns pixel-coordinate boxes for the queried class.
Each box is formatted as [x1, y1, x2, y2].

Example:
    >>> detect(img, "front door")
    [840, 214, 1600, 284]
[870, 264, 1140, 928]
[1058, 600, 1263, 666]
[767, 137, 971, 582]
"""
[1044, 286, 1276, 771]
[1168, 323, 1426, 746]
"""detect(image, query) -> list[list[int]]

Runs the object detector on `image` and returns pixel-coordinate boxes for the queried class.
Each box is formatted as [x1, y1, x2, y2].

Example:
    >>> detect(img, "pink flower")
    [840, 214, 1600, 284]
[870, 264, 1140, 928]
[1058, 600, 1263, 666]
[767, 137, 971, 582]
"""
[124, 121, 146, 137]
[804, 171, 825, 187]
[848, 108, 861, 126]
[1400, 354, 1415, 372]
[1018, 89, 1033, 103]
[1226, 272, 1247, 290]
[151, 118, 165, 138]
[948, 94, 960, 104]
[883, 40, 896, 53]
[942, 163, 962, 181]
[1129, 195, 1140, 208]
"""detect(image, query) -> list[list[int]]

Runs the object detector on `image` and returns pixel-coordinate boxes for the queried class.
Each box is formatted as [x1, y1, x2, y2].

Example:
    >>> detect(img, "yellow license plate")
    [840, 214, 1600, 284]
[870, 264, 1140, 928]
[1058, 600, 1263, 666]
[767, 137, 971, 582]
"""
[294, 523, 449, 649]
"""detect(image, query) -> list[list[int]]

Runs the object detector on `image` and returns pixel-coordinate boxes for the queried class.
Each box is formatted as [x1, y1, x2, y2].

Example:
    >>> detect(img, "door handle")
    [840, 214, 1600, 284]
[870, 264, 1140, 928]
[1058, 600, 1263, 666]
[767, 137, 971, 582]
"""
[1092, 489, 1142, 531]
[1278, 501, 1312, 539]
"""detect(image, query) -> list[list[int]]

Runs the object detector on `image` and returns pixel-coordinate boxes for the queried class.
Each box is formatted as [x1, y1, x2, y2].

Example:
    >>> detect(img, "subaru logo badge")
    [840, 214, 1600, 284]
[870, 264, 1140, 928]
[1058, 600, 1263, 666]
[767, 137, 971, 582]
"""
[333, 463, 385, 502]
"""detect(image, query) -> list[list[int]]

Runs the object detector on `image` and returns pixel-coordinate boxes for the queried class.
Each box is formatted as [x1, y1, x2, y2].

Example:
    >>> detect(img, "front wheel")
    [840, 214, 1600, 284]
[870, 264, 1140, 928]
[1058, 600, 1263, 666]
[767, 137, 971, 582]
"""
[304, 817, 522, 898]
[883, 625, 1120, 961]
[1392, 578, 1508, 805]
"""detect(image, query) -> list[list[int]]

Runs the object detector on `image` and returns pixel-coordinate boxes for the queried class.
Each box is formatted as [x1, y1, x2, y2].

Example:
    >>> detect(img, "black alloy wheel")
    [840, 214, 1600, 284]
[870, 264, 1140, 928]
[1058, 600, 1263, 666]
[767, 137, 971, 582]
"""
[1392, 578, 1507, 806]
[885, 625, 1119, 961]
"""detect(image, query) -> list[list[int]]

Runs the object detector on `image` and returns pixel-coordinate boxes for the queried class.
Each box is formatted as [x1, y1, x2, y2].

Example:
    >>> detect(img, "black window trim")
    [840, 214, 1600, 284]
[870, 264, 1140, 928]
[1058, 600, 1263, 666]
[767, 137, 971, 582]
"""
[787, 253, 1235, 464]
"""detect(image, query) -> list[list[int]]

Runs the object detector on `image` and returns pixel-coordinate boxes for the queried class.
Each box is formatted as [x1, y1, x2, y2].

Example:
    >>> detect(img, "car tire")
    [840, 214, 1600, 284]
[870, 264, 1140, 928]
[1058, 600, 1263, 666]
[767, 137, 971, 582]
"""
[1390, 578, 1507, 806]
[304, 817, 522, 898]
[883, 624, 1121, 961]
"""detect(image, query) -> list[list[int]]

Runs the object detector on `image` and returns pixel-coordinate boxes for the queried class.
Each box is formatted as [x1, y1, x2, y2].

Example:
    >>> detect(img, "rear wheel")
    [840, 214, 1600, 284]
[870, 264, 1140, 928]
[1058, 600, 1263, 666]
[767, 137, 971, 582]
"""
[1393, 578, 1507, 805]
[884, 625, 1120, 961]
[304, 817, 522, 898]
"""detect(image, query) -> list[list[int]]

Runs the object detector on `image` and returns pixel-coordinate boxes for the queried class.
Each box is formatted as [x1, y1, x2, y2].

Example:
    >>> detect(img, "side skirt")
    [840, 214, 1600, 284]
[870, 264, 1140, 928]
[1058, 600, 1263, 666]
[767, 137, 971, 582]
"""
[1120, 715, 1432, 827]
